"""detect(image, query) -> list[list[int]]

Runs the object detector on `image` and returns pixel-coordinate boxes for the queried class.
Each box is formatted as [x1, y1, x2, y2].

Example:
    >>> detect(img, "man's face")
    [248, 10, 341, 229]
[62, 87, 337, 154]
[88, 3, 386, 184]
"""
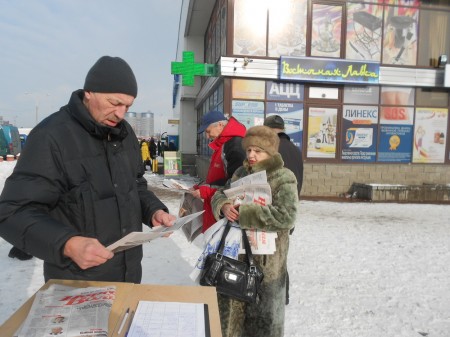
[204, 121, 224, 141]
[84, 91, 134, 127]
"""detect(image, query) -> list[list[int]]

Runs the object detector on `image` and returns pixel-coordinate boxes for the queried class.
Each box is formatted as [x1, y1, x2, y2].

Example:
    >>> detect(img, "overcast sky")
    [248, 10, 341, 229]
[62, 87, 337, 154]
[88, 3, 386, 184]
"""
[0, 0, 182, 128]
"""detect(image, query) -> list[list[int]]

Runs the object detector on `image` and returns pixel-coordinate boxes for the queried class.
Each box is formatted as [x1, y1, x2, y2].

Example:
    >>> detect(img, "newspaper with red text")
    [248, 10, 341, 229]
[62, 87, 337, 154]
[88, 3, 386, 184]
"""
[225, 170, 277, 255]
[15, 284, 115, 337]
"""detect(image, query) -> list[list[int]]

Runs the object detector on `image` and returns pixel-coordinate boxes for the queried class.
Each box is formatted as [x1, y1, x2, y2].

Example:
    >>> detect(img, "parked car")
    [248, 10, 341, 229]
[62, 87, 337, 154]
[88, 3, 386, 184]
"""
[0, 126, 8, 158]
[20, 133, 27, 149]
[0, 125, 22, 157]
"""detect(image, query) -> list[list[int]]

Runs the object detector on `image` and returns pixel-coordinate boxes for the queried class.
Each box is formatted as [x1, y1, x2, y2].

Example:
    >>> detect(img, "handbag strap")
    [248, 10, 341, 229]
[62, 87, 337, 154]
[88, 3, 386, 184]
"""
[240, 228, 256, 268]
[216, 221, 232, 254]
[217, 221, 257, 269]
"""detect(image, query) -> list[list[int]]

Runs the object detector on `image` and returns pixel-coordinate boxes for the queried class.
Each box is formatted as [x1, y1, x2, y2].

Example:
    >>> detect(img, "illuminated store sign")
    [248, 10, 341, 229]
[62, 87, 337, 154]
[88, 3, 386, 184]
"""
[280, 57, 379, 84]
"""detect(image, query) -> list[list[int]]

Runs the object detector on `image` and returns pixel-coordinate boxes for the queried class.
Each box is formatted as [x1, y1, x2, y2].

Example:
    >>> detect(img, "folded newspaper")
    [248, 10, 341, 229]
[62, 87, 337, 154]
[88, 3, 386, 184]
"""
[106, 210, 204, 253]
[178, 192, 204, 242]
[15, 284, 115, 337]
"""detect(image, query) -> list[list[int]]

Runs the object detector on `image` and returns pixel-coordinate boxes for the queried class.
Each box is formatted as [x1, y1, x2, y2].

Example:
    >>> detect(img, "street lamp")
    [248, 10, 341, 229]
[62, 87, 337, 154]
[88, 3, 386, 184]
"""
[24, 92, 50, 126]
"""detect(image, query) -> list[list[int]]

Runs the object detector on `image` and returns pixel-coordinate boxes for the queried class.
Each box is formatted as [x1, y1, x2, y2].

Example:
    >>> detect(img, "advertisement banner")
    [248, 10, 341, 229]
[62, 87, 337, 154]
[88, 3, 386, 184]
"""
[378, 107, 414, 163]
[341, 105, 378, 162]
[306, 107, 337, 158]
[164, 151, 182, 176]
[231, 100, 265, 128]
[412, 108, 448, 163]
[266, 102, 303, 148]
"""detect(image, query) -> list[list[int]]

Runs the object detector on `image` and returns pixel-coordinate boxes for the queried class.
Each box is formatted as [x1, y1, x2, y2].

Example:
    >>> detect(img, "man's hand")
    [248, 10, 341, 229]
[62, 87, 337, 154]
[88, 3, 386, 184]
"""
[221, 203, 239, 222]
[63, 236, 113, 270]
[151, 209, 176, 227]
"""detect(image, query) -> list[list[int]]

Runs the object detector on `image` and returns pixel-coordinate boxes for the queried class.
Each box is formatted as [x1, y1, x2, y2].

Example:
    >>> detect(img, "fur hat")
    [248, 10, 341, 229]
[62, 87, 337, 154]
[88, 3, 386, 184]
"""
[242, 125, 280, 156]
[84, 56, 138, 97]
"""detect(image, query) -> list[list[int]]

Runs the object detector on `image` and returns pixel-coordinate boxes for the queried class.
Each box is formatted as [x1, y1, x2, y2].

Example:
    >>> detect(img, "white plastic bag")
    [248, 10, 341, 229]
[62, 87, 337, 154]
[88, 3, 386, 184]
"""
[190, 219, 241, 282]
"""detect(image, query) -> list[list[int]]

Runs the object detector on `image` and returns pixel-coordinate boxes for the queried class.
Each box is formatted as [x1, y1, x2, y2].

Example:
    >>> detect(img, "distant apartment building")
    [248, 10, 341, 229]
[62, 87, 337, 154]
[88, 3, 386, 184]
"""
[125, 112, 155, 139]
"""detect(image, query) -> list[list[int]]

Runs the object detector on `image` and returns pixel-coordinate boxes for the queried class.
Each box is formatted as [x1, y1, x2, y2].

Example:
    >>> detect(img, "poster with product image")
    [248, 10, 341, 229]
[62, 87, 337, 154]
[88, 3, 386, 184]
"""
[412, 108, 448, 163]
[341, 105, 378, 162]
[306, 107, 337, 158]
[378, 106, 414, 163]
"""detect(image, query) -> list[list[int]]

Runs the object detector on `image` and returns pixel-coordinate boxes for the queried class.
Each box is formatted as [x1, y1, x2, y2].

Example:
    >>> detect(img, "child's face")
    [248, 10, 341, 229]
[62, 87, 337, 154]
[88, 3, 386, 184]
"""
[246, 146, 270, 165]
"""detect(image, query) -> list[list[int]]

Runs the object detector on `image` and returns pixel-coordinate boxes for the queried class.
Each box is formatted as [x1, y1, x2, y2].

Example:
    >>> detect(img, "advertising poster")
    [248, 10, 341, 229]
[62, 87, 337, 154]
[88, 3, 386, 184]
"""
[306, 107, 337, 158]
[412, 108, 448, 163]
[266, 102, 303, 148]
[378, 106, 414, 163]
[344, 85, 379, 105]
[341, 105, 378, 162]
[232, 79, 265, 100]
[382, 6, 418, 66]
[232, 100, 265, 128]
[164, 151, 182, 176]
[346, 3, 383, 62]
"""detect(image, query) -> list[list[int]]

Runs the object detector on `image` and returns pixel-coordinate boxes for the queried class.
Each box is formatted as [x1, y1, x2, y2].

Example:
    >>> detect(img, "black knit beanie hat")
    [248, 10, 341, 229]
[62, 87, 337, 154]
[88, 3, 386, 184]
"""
[83, 56, 138, 97]
[242, 125, 280, 156]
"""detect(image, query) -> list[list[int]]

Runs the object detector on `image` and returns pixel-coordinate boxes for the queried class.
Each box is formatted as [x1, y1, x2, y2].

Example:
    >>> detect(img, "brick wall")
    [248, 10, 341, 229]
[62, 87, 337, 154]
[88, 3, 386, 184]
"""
[194, 156, 450, 198]
[302, 163, 450, 197]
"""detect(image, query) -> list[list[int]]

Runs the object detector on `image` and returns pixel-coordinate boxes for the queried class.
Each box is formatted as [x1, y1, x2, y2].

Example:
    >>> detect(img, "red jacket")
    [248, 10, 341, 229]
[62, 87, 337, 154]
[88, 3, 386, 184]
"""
[198, 117, 246, 231]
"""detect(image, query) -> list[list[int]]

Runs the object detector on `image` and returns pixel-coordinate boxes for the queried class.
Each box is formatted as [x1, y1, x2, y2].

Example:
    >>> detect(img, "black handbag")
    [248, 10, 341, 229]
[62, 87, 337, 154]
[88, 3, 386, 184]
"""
[199, 221, 264, 303]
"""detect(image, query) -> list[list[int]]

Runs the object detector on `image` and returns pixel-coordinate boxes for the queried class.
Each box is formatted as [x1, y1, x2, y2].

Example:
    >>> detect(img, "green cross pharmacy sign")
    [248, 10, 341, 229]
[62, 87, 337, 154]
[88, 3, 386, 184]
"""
[171, 51, 217, 86]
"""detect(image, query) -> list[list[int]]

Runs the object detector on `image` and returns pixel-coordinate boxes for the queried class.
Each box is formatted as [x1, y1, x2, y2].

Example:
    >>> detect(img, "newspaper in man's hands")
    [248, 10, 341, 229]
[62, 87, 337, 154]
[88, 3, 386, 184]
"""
[15, 284, 115, 337]
[106, 210, 204, 253]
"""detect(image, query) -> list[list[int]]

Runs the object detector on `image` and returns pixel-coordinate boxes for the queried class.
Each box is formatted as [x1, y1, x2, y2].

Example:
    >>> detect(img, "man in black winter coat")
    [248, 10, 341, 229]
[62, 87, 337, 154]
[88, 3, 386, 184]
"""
[0, 56, 176, 283]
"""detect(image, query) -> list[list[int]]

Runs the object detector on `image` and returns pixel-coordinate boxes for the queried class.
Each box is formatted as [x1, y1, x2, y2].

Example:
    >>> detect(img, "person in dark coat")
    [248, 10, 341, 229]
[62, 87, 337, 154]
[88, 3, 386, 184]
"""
[191, 110, 246, 232]
[0, 56, 176, 282]
[264, 115, 303, 197]
[264, 114, 303, 306]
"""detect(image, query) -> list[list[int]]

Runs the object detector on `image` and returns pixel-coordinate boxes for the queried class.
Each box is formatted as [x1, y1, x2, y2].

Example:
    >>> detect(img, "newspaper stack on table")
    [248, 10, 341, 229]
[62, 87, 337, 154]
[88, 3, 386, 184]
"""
[15, 284, 115, 337]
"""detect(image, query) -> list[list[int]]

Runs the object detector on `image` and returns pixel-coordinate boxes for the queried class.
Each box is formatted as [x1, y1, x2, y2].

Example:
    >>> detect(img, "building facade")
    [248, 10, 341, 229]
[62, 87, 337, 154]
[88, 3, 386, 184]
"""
[174, 0, 450, 198]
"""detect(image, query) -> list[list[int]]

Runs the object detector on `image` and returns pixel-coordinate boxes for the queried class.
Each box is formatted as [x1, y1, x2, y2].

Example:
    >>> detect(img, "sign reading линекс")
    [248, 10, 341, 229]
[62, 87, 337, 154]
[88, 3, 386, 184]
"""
[280, 56, 379, 84]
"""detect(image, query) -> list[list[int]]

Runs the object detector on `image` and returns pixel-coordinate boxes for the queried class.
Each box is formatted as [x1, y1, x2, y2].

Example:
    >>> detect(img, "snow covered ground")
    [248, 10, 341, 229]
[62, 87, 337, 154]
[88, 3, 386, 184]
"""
[1, 160, 450, 336]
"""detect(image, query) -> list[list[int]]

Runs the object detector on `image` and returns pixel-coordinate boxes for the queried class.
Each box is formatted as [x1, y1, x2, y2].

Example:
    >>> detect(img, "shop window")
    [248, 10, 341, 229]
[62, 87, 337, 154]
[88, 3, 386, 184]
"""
[233, 0, 268, 56]
[310, 3, 343, 58]
[417, 10, 450, 67]
[268, 0, 307, 57]
[415, 88, 449, 107]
